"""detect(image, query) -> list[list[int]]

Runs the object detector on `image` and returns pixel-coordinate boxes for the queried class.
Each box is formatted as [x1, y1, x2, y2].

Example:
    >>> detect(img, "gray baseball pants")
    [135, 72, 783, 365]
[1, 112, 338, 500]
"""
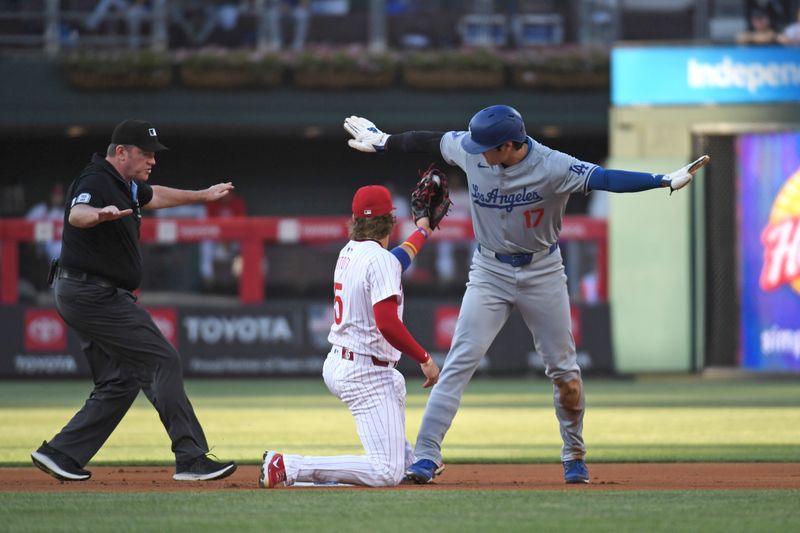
[414, 247, 586, 464]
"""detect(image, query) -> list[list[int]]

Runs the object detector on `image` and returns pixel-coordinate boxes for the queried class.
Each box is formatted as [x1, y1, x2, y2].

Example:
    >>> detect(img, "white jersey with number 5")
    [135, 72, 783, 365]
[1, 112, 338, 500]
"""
[281, 238, 414, 487]
[327, 240, 404, 362]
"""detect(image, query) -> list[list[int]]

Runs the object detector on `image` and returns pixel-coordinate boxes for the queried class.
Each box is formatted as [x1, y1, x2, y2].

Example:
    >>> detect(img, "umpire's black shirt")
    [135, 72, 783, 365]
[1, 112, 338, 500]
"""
[60, 153, 153, 291]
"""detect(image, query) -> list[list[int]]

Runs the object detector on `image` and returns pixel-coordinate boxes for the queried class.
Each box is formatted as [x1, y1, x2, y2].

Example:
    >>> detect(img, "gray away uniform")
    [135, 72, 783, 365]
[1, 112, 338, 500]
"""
[414, 132, 597, 464]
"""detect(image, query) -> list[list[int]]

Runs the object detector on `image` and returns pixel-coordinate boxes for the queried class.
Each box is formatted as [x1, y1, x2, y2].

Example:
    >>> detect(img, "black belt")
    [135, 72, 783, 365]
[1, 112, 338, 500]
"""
[339, 347, 397, 368]
[57, 267, 117, 289]
[478, 242, 558, 267]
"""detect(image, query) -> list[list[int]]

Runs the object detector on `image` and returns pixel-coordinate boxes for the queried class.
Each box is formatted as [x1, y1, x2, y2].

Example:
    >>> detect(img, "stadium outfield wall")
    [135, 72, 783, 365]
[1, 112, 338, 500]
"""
[609, 45, 800, 374]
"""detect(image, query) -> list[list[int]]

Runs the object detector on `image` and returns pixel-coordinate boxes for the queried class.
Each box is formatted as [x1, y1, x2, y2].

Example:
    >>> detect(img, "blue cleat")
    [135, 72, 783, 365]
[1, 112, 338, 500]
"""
[563, 459, 590, 484]
[404, 459, 445, 484]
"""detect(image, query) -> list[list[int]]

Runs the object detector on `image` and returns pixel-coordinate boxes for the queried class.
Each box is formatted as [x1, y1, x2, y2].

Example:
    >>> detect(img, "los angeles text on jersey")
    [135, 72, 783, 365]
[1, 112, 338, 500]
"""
[471, 185, 543, 212]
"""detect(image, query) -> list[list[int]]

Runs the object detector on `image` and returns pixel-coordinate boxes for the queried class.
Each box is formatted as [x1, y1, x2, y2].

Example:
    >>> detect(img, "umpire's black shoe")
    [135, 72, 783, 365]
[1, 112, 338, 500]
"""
[173, 454, 237, 481]
[31, 441, 91, 481]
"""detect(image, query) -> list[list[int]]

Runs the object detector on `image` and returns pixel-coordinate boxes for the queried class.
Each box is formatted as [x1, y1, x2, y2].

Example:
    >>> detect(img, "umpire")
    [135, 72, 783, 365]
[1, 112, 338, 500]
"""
[31, 119, 237, 482]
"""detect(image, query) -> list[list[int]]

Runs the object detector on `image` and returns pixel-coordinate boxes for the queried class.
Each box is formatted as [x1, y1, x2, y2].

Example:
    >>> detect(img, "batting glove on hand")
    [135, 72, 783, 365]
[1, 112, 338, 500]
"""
[662, 155, 710, 194]
[343, 116, 390, 152]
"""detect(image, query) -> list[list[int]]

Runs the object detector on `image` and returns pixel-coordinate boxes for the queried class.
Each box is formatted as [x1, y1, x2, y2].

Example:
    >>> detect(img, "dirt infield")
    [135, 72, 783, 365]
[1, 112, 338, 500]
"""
[2, 463, 799, 492]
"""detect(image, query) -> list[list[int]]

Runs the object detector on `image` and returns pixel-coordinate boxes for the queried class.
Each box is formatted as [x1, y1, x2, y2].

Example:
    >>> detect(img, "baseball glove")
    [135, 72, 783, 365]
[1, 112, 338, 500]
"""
[411, 164, 452, 230]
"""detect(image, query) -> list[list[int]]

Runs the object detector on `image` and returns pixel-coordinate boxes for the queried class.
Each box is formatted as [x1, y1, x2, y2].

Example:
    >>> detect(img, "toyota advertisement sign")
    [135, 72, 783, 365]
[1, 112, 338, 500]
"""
[0, 301, 613, 377]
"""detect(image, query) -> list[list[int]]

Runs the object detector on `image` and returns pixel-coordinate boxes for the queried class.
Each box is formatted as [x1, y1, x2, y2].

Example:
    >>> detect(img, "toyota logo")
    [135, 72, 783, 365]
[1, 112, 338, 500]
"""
[27, 316, 64, 344]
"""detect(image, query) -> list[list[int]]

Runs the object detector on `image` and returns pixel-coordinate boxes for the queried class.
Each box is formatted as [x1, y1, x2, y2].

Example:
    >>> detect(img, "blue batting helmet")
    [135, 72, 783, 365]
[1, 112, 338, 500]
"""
[461, 105, 527, 154]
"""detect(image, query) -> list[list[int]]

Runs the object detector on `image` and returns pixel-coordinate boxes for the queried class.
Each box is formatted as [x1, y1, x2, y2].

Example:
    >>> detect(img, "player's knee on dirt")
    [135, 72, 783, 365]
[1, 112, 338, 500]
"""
[373, 469, 404, 487]
[370, 459, 405, 487]
[555, 378, 583, 411]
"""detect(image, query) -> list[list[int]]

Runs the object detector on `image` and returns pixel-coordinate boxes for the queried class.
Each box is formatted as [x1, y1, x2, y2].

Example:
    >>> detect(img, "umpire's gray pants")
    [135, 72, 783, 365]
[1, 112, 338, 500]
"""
[414, 247, 586, 464]
[49, 278, 209, 466]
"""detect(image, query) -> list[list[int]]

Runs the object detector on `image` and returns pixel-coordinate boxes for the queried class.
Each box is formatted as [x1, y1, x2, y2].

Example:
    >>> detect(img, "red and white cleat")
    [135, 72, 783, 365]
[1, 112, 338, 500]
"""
[259, 451, 287, 488]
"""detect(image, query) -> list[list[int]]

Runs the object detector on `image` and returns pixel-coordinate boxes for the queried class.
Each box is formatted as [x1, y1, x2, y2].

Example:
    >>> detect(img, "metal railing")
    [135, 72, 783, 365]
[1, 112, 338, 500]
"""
[0, 215, 608, 304]
[0, 0, 168, 55]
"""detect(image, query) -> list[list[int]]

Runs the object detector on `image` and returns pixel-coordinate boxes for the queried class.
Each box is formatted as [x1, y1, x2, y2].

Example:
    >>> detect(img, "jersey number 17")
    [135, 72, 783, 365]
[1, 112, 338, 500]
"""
[524, 208, 544, 228]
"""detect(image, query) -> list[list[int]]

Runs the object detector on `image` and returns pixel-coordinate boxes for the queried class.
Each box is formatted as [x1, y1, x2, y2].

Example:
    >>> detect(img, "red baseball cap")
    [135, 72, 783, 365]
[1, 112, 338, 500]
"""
[352, 185, 394, 218]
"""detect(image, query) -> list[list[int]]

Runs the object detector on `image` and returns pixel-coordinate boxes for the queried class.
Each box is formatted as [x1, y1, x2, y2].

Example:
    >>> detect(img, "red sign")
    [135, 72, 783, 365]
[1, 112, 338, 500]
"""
[760, 216, 800, 292]
[24, 309, 66, 352]
[147, 308, 178, 347]
[434, 306, 460, 351]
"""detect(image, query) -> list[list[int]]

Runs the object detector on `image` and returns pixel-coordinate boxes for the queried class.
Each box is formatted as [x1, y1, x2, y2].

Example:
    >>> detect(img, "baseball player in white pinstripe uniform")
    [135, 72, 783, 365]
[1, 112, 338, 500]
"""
[260, 185, 440, 488]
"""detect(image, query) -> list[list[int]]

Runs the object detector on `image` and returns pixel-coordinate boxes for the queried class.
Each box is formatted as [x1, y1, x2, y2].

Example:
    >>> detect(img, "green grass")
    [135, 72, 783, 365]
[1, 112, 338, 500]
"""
[1, 490, 798, 533]
[3, 378, 800, 533]
[2, 377, 800, 465]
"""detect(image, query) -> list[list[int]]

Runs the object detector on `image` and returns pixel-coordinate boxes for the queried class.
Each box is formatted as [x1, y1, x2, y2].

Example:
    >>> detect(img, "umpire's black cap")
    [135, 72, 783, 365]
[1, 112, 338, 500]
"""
[111, 119, 168, 152]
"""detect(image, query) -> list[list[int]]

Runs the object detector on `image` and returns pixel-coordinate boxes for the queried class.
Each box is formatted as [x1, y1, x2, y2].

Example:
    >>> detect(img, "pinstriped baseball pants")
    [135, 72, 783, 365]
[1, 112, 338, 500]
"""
[282, 347, 414, 486]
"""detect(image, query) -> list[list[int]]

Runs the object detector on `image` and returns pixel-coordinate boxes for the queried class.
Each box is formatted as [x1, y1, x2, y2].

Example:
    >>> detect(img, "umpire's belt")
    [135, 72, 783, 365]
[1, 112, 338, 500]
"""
[478, 242, 558, 267]
[337, 346, 397, 368]
[57, 267, 117, 289]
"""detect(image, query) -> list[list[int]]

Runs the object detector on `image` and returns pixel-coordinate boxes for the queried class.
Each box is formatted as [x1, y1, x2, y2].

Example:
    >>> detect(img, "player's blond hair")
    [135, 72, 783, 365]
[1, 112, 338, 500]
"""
[349, 214, 395, 241]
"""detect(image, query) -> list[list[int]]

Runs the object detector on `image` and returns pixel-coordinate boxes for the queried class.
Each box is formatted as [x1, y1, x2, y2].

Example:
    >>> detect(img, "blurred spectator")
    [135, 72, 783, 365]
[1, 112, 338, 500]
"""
[58, 21, 80, 49]
[85, 0, 126, 29]
[84, 0, 150, 49]
[0, 180, 25, 217]
[778, 7, 800, 44]
[737, 8, 779, 44]
[579, 265, 599, 304]
[201, 190, 247, 288]
[384, 181, 410, 220]
[265, 0, 310, 51]
[205, 188, 247, 219]
[748, 0, 790, 29]
[435, 170, 474, 283]
[25, 183, 65, 262]
[196, 1, 243, 46]
[311, 0, 349, 15]
[145, 202, 207, 292]
[168, 0, 205, 44]
[387, 0, 413, 15]
[389, 0, 431, 49]
[124, 0, 150, 49]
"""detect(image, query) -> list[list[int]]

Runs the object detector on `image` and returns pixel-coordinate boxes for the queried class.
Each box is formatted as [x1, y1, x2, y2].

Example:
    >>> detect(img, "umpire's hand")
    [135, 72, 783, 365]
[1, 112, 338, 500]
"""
[69, 204, 133, 228]
[97, 205, 134, 222]
[202, 182, 234, 202]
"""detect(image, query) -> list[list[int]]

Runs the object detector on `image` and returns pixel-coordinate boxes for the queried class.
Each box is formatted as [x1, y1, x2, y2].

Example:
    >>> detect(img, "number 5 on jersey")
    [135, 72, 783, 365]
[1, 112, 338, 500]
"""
[334, 282, 344, 325]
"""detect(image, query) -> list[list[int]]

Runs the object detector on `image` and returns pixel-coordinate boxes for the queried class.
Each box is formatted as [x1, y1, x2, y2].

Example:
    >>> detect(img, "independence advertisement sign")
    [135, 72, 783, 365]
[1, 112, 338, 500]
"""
[738, 132, 800, 372]
[613, 46, 800, 106]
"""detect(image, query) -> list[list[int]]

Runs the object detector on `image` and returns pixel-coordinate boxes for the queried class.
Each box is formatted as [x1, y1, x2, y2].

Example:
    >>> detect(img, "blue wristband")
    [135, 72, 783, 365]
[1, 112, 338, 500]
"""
[588, 168, 665, 193]
[390, 246, 412, 272]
